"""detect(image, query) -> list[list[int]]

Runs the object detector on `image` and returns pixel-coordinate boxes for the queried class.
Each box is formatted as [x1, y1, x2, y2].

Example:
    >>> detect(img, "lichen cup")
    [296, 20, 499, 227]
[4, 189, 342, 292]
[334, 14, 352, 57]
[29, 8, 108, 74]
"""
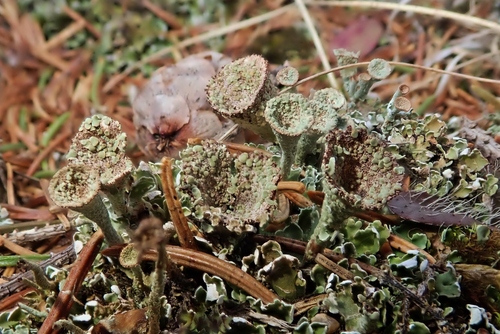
[206, 54, 278, 141]
[264, 93, 313, 179]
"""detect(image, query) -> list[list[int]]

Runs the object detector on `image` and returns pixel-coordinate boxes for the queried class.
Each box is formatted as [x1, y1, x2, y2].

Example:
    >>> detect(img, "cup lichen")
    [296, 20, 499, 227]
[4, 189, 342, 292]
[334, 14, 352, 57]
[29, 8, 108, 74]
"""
[48, 164, 123, 245]
[295, 88, 345, 164]
[276, 66, 299, 86]
[206, 54, 277, 141]
[264, 93, 313, 178]
[66, 114, 134, 218]
[177, 140, 281, 235]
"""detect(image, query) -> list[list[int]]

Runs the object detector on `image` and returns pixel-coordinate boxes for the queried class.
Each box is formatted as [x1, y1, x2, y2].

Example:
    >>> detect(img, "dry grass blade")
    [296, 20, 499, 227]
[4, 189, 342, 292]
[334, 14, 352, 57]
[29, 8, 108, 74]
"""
[307, 0, 500, 33]
[294, 0, 337, 88]
[283, 61, 500, 94]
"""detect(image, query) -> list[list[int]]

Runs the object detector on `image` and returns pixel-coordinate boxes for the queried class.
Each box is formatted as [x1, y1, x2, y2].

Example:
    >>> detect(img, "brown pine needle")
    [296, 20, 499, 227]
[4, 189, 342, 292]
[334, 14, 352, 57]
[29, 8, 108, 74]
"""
[43, 20, 86, 50]
[130, 245, 278, 304]
[388, 234, 436, 264]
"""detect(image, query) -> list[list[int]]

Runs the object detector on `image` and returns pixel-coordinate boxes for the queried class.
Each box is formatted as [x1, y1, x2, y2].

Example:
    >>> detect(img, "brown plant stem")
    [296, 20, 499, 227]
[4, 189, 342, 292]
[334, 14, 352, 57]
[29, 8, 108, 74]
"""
[38, 229, 104, 334]
[103, 244, 278, 304]
[277, 181, 305, 193]
[282, 192, 313, 208]
[160, 157, 197, 250]
[0, 287, 35, 312]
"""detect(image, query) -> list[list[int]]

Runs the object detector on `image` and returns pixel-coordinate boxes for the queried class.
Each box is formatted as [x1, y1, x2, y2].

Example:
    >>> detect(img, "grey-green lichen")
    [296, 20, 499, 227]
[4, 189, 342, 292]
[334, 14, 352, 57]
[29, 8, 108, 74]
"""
[324, 126, 403, 211]
[48, 163, 123, 245]
[384, 112, 500, 225]
[177, 140, 280, 235]
[66, 114, 134, 218]
[14, 52, 500, 333]
[276, 66, 299, 86]
[251, 241, 306, 301]
[333, 48, 361, 97]
[296, 88, 345, 164]
[264, 93, 312, 178]
[206, 54, 277, 141]
[67, 114, 129, 184]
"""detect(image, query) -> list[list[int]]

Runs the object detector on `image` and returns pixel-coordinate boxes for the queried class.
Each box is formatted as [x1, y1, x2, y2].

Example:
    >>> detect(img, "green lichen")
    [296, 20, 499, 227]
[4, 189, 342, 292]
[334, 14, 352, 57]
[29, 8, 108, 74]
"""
[323, 126, 403, 211]
[206, 54, 277, 141]
[276, 66, 299, 86]
[177, 140, 280, 235]
[66, 114, 134, 218]
[295, 88, 345, 164]
[48, 164, 123, 245]
[264, 93, 312, 179]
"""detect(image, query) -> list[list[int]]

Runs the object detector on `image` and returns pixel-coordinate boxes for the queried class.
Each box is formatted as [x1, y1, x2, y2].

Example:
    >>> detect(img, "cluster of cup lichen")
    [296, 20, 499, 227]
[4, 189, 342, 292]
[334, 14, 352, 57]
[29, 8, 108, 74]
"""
[176, 139, 281, 235]
[10, 51, 500, 333]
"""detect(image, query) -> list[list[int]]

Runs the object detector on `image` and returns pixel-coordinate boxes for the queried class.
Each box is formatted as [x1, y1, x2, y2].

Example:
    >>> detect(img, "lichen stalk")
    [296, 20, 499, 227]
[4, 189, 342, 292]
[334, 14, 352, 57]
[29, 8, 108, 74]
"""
[119, 244, 148, 306]
[264, 93, 312, 178]
[100, 159, 134, 218]
[305, 177, 349, 261]
[352, 73, 374, 102]
[147, 244, 167, 334]
[295, 88, 344, 165]
[23, 260, 56, 291]
[133, 219, 171, 334]
[383, 85, 412, 134]
[333, 49, 360, 97]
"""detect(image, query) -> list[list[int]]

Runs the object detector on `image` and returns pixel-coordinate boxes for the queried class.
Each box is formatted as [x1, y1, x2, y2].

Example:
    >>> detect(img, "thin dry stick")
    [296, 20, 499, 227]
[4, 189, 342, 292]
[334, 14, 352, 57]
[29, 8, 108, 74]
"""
[62, 5, 101, 39]
[5, 162, 14, 205]
[294, 294, 327, 316]
[0, 287, 36, 312]
[216, 123, 239, 142]
[43, 20, 86, 50]
[103, 4, 296, 92]
[38, 230, 104, 334]
[281, 61, 500, 94]
[283, 192, 313, 208]
[315, 253, 356, 281]
[141, 0, 182, 30]
[160, 157, 197, 250]
[306, 1, 500, 33]
[29, 46, 70, 72]
[294, 0, 338, 89]
[223, 142, 273, 156]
